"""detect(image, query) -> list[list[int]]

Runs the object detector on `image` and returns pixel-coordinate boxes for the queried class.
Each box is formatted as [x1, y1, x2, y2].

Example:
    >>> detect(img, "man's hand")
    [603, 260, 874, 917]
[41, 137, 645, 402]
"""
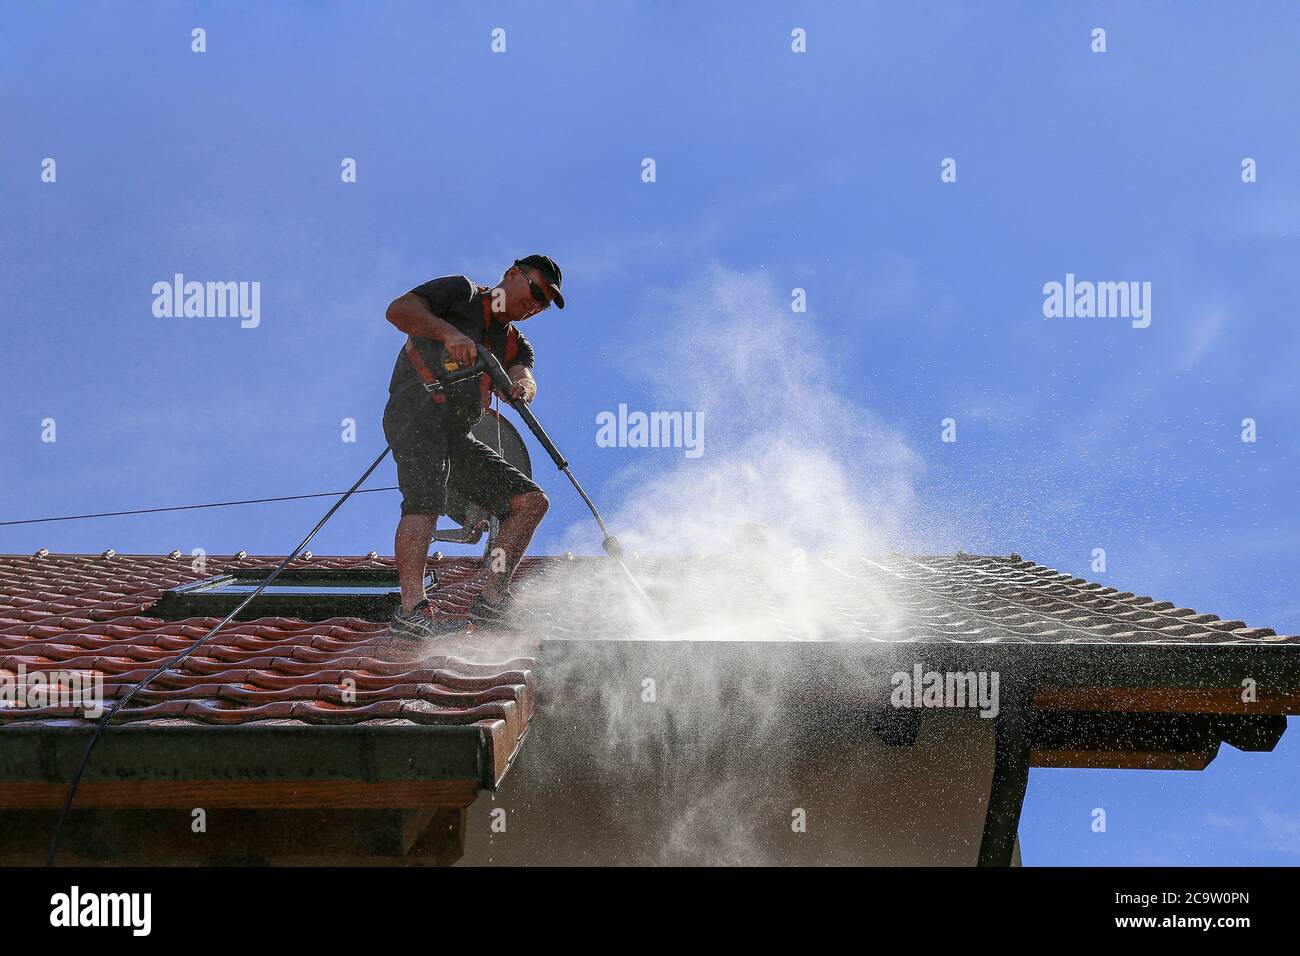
[505, 365, 537, 403]
[442, 330, 477, 367]
[508, 381, 536, 402]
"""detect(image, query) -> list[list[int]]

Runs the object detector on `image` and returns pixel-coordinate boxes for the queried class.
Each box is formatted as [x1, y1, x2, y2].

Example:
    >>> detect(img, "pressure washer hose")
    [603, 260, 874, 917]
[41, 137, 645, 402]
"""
[46, 346, 652, 863]
[46, 442, 395, 865]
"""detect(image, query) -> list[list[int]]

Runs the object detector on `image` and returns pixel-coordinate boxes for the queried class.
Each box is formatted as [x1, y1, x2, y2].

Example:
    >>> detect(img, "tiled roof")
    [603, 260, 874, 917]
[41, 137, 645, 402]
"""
[0, 553, 537, 748]
[1, 550, 1295, 738]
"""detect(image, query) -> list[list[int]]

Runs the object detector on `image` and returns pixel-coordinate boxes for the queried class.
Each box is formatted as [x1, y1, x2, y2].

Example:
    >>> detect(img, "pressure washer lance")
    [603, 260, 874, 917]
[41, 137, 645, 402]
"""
[438, 345, 656, 614]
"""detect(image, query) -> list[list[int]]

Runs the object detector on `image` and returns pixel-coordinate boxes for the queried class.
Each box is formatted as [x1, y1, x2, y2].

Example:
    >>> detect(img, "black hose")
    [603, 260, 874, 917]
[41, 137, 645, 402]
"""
[45, 444, 394, 866]
[47, 344, 655, 862]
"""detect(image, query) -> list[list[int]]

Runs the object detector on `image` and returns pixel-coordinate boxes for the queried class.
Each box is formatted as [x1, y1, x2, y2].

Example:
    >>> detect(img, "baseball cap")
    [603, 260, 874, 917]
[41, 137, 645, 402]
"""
[515, 254, 565, 309]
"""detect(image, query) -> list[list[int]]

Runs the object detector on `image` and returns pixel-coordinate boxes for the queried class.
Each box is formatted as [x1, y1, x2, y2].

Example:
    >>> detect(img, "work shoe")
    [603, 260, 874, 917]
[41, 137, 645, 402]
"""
[390, 599, 464, 640]
[468, 589, 542, 632]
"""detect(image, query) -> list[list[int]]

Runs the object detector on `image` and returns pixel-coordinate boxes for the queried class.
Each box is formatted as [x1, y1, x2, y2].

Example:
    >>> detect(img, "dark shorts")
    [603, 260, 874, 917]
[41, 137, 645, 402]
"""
[383, 392, 541, 519]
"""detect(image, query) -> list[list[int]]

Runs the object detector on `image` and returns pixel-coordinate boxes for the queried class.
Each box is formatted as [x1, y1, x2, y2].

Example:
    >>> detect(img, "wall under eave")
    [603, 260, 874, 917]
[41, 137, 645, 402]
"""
[459, 639, 1007, 866]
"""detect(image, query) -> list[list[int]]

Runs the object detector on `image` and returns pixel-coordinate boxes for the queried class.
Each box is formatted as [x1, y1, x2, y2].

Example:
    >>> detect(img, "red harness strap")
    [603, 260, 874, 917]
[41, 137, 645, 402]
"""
[403, 337, 447, 403]
[404, 288, 519, 408]
[478, 296, 520, 408]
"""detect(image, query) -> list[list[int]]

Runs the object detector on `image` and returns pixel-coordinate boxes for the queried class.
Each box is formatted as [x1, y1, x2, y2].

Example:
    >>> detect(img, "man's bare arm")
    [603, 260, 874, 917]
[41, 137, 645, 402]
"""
[385, 292, 477, 365]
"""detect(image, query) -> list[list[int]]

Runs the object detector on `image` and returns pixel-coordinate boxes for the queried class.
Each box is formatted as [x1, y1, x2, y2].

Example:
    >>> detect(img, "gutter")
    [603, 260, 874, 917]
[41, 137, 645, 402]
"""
[0, 722, 512, 800]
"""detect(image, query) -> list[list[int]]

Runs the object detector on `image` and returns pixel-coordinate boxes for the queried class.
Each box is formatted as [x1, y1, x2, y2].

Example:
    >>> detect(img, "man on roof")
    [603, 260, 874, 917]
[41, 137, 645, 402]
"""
[382, 255, 565, 637]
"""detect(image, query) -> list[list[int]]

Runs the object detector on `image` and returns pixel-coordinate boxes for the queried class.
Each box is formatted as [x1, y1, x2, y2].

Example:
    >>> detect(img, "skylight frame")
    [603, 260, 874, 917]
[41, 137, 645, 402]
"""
[150, 567, 433, 622]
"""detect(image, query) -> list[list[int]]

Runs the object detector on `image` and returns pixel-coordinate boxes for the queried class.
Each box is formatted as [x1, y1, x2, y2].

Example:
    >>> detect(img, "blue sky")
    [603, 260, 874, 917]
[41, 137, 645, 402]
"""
[2, 2, 1298, 865]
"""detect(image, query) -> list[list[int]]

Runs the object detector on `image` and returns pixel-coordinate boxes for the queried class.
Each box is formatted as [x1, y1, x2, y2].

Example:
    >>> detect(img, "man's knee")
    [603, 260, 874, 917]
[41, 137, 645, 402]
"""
[509, 490, 549, 521]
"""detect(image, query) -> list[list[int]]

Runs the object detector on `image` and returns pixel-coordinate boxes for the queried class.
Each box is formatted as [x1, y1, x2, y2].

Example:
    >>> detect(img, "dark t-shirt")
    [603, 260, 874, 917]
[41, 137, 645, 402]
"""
[386, 274, 534, 431]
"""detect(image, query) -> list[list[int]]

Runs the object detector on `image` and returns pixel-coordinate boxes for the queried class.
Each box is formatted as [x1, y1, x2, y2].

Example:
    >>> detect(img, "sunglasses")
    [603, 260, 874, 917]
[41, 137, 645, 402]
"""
[514, 262, 550, 307]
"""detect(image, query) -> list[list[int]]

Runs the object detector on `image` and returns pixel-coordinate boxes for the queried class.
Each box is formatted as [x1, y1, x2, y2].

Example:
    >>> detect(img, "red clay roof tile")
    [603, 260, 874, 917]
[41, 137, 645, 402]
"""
[0, 554, 536, 771]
